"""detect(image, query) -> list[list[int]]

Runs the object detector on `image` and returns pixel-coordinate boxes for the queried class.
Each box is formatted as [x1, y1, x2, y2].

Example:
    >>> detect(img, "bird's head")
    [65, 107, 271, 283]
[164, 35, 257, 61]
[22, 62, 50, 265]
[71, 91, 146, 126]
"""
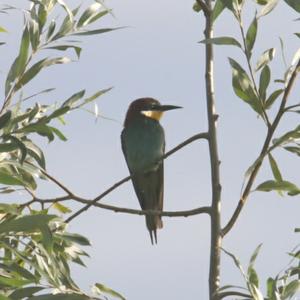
[124, 98, 181, 126]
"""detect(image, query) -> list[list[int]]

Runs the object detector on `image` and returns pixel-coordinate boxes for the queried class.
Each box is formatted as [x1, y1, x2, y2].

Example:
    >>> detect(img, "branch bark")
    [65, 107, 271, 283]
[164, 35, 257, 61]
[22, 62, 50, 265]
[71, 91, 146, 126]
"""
[202, 1, 222, 299]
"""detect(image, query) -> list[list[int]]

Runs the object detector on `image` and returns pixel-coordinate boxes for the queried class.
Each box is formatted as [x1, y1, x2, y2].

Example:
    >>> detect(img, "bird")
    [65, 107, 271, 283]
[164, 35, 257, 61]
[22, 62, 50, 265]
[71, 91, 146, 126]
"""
[121, 98, 181, 244]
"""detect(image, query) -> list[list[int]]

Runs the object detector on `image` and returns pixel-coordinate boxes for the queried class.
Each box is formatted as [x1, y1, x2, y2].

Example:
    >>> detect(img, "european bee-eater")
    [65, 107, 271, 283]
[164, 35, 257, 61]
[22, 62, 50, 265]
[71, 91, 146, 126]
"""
[121, 98, 181, 244]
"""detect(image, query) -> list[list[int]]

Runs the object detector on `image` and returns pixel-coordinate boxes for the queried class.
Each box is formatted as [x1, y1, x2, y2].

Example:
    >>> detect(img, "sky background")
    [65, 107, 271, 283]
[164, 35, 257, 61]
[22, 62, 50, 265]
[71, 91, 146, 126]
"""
[1, 0, 300, 299]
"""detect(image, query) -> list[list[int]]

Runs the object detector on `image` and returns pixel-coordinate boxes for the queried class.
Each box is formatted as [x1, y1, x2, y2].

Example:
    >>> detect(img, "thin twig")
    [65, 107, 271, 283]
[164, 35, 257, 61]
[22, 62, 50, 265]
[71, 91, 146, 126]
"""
[222, 59, 300, 236]
[20, 195, 72, 209]
[65, 132, 209, 223]
[40, 169, 75, 197]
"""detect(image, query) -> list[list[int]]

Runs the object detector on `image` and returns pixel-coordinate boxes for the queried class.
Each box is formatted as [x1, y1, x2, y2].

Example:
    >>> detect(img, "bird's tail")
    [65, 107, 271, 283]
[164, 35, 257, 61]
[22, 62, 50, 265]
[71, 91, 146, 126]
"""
[146, 215, 163, 244]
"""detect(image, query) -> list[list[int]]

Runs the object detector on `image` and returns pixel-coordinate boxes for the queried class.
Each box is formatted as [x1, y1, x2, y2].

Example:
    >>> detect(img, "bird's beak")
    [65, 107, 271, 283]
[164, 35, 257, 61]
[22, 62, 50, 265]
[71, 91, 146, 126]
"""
[153, 104, 182, 112]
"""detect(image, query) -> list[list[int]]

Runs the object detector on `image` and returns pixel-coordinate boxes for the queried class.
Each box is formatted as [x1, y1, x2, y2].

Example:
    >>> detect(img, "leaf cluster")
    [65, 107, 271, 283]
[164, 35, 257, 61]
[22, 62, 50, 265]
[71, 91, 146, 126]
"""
[0, 1, 123, 299]
[220, 243, 300, 300]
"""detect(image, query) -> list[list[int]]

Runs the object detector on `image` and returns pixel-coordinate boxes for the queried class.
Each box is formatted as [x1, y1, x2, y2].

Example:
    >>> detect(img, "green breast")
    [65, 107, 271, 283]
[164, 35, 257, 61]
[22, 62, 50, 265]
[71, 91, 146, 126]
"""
[121, 117, 165, 173]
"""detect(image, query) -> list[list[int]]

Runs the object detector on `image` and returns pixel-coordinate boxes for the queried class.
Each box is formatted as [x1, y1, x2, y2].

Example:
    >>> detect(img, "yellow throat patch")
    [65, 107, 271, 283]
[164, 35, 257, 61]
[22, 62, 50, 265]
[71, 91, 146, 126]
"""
[141, 110, 164, 121]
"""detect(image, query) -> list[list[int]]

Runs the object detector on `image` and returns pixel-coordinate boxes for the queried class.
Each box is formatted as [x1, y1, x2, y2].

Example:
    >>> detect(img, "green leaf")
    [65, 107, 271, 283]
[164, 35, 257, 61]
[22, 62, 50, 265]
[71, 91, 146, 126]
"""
[5, 24, 30, 96]
[7, 136, 27, 164]
[0, 263, 36, 281]
[77, 3, 102, 27]
[268, 154, 283, 182]
[254, 0, 268, 4]
[16, 124, 55, 142]
[265, 89, 283, 109]
[219, 0, 239, 17]
[246, 15, 258, 56]
[229, 58, 262, 114]
[272, 126, 300, 148]
[249, 244, 262, 269]
[258, 0, 279, 17]
[37, 3, 47, 31]
[57, 0, 74, 22]
[0, 214, 56, 234]
[88, 10, 110, 25]
[46, 20, 56, 41]
[94, 283, 126, 300]
[295, 33, 300, 39]
[29, 19, 40, 51]
[15, 58, 47, 90]
[55, 232, 91, 246]
[24, 140, 46, 169]
[213, 0, 225, 22]
[0, 168, 26, 186]
[282, 280, 300, 299]
[0, 110, 12, 130]
[62, 90, 85, 108]
[267, 277, 277, 299]
[51, 18, 73, 41]
[9, 286, 44, 299]
[284, 0, 300, 12]
[72, 27, 120, 36]
[256, 180, 300, 195]
[249, 284, 264, 300]
[248, 267, 259, 288]
[199, 36, 241, 48]
[29, 294, 90, 300]
[0, 26, 7, 33]
[284, 146, 300, 157]
[47, 106, 70, 120]
[17, 57, 71, 90]
[77, 87, 112, 108]
[192, 2, 202, 12]
[0, 203, 19, 214]
[40, 223, 53, 251]
[45, 45, 82, 59]
[259, 65, 270, 102]
[15, 165, 37, 191]
[22, 88, 55, 102]
[0, 187, 17, 194]
[0, 276, 32, 288]
[52, 202, 72, 214]
[49, 126, 67, 141]
[256, 48, 276, 71]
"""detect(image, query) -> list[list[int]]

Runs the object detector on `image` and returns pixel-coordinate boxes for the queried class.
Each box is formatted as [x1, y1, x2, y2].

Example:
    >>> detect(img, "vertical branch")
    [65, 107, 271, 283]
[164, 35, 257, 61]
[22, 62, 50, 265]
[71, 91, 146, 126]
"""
[202, 0, 222, 299]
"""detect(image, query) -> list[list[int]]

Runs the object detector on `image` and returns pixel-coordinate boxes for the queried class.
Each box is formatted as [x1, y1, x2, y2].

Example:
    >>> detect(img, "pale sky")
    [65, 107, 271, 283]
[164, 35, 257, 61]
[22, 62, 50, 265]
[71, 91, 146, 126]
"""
[1, 0, 300, 299]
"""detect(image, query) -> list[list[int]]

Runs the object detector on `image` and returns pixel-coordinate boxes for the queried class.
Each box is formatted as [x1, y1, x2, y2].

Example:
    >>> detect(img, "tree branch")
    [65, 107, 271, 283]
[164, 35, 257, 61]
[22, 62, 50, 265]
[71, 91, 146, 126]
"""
[21, 194, 211, 218]
[222, 59, 300, 236]
[57, 132, 208, 223]
[202, 0, 222, 299]
[69, 199, 211, 218]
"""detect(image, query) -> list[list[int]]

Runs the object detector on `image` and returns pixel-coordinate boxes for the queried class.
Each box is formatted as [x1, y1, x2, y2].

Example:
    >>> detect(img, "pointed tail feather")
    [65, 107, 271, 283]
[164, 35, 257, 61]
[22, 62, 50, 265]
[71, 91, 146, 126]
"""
[146, 215, 163, 244]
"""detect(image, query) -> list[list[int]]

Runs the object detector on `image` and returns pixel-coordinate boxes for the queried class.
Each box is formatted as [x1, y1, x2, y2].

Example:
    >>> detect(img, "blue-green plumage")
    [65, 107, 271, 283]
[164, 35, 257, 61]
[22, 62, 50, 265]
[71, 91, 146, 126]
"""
[121, 98, 181, 244]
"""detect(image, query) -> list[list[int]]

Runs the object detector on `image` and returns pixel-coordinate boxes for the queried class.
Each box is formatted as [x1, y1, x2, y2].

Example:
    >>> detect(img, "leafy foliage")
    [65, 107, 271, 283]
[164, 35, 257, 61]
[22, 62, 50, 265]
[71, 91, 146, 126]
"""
[0, 1, 123, 299]
[206, 0, 300, 298]
[221, 243, 300, 299]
